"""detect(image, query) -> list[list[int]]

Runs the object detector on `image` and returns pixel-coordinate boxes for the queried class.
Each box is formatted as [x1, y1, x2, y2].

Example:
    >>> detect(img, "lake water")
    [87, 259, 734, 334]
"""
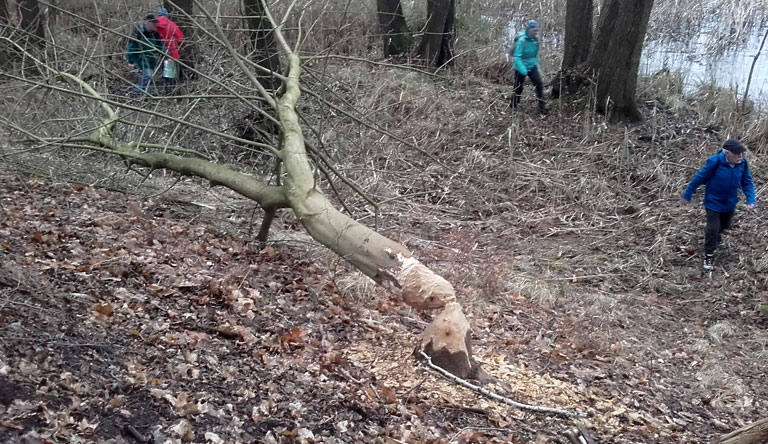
[641, 26, 768, 103]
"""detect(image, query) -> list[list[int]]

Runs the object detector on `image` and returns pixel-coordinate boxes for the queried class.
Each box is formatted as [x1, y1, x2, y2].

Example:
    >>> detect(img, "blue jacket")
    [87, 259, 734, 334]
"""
[509, 30, 540, 76]
[683, 151, 756, 212]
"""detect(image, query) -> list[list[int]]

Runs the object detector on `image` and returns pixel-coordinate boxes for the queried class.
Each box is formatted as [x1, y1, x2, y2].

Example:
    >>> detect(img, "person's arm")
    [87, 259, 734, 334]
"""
[513, 36, 527, 75]
[742, 163, 757, 206]
[173, 24, 185, 43]
[683, 156, 719, 201]
[536, 40, 541, 68]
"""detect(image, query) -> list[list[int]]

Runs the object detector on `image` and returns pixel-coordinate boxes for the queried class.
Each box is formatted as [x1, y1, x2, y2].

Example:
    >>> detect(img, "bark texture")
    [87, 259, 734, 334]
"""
[376, 0, 411, 56]
[562, 0, 592, 70]
[716, 418, 768, 444]
[586, 0, 654, 121]
[418, 0, 455, 67]
[19, 0, 45, 44]
[243, 0, 281, 89]
[163, 0, 196, 80]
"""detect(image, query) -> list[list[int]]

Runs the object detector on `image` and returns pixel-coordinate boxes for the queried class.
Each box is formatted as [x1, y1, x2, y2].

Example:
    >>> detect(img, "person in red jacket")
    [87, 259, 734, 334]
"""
[155, 7, 185, 90]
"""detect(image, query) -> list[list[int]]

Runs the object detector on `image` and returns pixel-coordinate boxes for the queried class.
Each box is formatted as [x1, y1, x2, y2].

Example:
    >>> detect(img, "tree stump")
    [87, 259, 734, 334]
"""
[421, 302, 479, 379]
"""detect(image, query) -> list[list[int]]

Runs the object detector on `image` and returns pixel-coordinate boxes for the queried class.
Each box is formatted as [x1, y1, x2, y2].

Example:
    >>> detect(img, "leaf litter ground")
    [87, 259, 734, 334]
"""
[0, 146, 766, 444]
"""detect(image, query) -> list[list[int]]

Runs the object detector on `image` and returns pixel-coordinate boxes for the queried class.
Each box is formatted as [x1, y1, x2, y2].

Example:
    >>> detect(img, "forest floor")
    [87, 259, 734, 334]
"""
[2, 67, 768, 444]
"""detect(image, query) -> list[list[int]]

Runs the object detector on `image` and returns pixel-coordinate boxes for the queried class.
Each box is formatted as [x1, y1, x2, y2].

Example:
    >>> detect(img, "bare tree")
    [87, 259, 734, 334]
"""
[376, 0, 411, 57]
[0, 2, 480, 378]
[558, 0, 654, 121]
[418, 0, 455, 67]
[243, 0, 280, 89]
[586, 0, 654, 121]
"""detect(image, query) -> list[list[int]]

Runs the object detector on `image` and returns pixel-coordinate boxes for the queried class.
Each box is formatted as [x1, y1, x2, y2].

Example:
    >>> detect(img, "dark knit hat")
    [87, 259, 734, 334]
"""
[723, 139, 745, 154]
[145, 14, 159, 23]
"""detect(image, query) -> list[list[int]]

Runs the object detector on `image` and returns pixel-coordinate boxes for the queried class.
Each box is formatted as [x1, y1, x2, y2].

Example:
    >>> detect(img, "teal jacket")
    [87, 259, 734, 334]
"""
[510, 30, 540, 76]
[125, 24, 164, 69]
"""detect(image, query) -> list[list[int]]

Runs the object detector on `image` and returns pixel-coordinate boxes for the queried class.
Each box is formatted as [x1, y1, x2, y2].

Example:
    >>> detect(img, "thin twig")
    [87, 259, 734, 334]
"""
[418, 351, 588, 418]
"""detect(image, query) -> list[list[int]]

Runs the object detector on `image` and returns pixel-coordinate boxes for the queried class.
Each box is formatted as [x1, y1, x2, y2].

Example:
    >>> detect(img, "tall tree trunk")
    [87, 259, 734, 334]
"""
[163, 0, 196, 81]
[19, 0, 45, 45]
[418, 0, 455, 67]
[243, 0, 281, 90]
[376, 0, 411, 57]
[585, 0, 654, 121]
[562, 0, 592, 70]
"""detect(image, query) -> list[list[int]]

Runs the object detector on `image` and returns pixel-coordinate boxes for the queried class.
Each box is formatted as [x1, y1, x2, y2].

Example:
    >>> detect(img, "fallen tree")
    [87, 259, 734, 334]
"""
[0, 0, 481, 379]
[715, 417, 768, 444]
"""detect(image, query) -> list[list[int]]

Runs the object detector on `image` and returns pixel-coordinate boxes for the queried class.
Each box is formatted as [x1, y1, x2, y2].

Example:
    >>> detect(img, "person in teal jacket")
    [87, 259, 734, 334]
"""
[508, 20, 546, 113]
[682, 139, 757, 270]
[125, 15, 164, 95]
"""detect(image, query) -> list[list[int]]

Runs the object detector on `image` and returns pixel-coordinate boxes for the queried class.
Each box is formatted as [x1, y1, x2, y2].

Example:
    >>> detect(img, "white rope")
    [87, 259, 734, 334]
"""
[419, 351, 588, 418]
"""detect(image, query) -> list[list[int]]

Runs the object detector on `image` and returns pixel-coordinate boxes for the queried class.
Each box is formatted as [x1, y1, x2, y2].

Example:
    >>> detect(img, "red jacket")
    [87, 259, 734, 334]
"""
[156, 16, 185, 59]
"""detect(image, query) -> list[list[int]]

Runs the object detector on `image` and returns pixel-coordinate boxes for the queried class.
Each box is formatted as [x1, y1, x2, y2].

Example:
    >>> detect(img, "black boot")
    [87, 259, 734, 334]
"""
[538, 99, 548, 115]
[510, 94, 521, 109]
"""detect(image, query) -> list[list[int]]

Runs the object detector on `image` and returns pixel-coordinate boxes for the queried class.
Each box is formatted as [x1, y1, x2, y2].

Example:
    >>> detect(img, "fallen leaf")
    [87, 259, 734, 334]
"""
[107, 396, 126, 409]
[280, 327, 305, 347]
[91, 303, 114, 319]
[379, 385, 397, 404]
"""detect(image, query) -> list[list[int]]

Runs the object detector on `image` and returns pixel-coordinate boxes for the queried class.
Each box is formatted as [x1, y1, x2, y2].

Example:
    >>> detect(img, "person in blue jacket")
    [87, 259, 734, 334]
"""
[508, 20, 546, 114]
[682, 139, 757, 270]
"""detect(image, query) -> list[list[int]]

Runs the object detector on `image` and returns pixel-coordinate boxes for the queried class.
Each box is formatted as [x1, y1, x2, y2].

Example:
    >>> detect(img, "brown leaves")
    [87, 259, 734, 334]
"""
[91, 303, 114, 320]
[215, 324, 256, 345]
[280, 327, 306, 348]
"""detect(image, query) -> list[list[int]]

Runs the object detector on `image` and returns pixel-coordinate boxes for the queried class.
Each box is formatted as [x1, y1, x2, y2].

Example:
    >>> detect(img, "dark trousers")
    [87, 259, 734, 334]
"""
[511, 66, 544, 107]
[705, 209, 734, 254]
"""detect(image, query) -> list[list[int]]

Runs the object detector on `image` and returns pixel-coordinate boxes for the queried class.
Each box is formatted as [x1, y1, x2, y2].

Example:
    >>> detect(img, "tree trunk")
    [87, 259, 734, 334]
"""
[418, 0, 455, 67]
[243, 0, 281, 90]
[585, 0, 654, 121]
[163, 0, 196, 81]
[376, 0, 411, 57]
[19, 0, 45, 45]
[716, 417, 768, 444]
[278, 51, 480, 378]
[562, 0, 592, 70]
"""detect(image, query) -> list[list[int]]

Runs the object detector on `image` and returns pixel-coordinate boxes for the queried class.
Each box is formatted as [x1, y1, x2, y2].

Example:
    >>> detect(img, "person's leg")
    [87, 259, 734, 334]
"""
[511, 71, 526, 108]
[528, 67, 547, 113]
[132, 67, 148, 94]
[134, 67, 155, 95]
[704, 209, 721, 255]
[717, 210, 735, 246]
[144, 67, 157, 95]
